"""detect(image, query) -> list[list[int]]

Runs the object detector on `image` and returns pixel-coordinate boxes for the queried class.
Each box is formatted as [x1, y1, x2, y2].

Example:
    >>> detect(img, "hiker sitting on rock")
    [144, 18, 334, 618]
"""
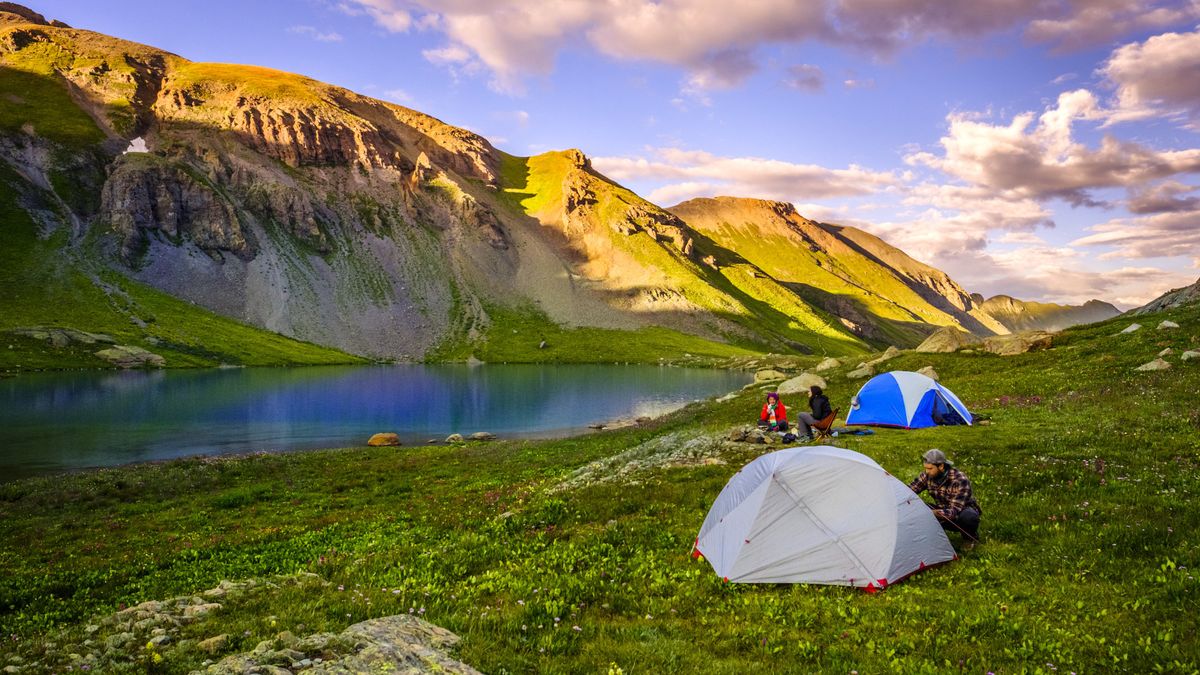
[758, 392, 789, 431]
[795, 385, 832, 440]
[909, 449, 981, 545]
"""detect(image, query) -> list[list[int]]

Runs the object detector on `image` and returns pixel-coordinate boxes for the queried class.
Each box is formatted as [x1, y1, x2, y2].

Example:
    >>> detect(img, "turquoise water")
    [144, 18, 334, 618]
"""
[0, 364, 751, 481]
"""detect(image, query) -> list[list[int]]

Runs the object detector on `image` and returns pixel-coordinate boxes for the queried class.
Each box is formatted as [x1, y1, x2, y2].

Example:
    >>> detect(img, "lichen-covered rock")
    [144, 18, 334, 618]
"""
[754, 369, 787, 382]
[1157, 320, 1180, 330]
[95, 345, 166, 368]
[444, 433, 464, 443]
[777, 373, 827, 395]
[468, 432, 496, 441]
[846, 365, 874, 380]
[915, 327, 979, 353]
[367, 433, 401, 447]
[813, 357, 841, 372]
[1134, 358, 1171, 372]
[1182, 350, 1200, 362]
[194, 615, 479, 675]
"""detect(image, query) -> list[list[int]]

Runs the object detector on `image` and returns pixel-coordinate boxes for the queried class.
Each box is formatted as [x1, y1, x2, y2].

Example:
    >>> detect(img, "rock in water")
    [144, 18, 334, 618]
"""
[444, 433, 464, 443]
[468, 432, 496, 441]
[1157, 320, 1180, 330]
[777, 373, 827, 395]
[1134, 358, 1171, 372]
[915, 327, 979, 353]
[917, 365, 939, 381]
[1119, 323, 1142, 334]
[367, 433, 401, 447]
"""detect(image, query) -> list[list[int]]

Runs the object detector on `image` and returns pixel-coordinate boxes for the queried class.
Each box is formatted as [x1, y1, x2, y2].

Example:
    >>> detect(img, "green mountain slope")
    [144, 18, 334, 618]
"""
[668, 197, 1011, 346]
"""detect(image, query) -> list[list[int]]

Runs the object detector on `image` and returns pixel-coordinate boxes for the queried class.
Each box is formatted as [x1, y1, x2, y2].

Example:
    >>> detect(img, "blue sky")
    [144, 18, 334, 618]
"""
[40, 0, 1200, 307]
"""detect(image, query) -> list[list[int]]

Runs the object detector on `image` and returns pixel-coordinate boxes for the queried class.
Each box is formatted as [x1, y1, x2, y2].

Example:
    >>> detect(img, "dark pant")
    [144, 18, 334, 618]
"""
[796, 412, 820, 436]
[939, 507, 981, 539]
[758, 420, 789, 431]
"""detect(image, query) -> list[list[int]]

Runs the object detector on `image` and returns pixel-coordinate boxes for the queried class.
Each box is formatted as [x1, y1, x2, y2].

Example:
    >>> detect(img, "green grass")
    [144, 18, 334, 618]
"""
[428, 303, 759, 364]
[1, 305, 1197, 673]
[0, 66, 104, 148]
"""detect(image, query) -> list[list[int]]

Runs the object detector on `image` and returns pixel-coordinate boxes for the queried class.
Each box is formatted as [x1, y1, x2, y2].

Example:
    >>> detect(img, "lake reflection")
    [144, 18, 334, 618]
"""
[0, 364, 751, 481]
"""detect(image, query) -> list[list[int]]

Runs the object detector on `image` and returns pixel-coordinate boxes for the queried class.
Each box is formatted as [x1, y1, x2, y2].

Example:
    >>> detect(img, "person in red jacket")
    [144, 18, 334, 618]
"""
[758, 392, 789, 431]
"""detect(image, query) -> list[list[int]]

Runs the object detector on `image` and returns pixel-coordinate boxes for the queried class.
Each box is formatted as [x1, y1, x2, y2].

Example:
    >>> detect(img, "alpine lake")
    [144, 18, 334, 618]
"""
[0, 363, 752, 482]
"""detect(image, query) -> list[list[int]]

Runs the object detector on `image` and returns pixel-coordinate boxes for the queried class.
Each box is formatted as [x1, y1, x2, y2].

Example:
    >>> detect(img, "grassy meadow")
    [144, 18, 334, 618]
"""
[0, 306, 1197, 674]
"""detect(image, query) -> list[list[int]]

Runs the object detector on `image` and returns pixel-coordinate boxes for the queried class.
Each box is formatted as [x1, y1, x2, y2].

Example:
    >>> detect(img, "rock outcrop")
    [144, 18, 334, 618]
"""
[1134, 277, 1200, 314]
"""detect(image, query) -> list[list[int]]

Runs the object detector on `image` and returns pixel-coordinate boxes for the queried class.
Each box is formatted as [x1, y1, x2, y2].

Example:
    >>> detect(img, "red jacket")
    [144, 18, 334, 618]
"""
[760, 402, 787, 425]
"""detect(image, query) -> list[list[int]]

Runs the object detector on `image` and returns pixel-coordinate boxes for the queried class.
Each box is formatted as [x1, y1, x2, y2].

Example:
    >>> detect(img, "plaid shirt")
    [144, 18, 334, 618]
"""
[909, 466, 980, 520]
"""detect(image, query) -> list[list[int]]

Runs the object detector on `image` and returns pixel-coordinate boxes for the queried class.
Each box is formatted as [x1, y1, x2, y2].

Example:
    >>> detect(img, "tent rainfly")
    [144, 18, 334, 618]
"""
[845, 370, 973, 429]
[693, 446, 956, 591]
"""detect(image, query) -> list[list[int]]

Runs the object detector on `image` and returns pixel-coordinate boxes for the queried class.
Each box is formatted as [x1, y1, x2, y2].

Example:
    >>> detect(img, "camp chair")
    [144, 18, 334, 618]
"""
[810, 408, 839, 442]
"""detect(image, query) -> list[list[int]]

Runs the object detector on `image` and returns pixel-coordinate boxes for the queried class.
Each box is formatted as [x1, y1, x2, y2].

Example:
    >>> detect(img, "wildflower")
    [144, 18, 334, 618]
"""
[392, 590, 401, 594]
[517, 600, 525, 605]
[418, 607, 425, 614]
[337, 585, 344, 591]
[572, 625, 582, 632]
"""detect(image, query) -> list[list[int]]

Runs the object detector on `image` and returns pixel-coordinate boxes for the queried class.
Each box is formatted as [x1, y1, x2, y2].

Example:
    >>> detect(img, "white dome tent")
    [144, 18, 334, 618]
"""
[693, 446, 957, 591]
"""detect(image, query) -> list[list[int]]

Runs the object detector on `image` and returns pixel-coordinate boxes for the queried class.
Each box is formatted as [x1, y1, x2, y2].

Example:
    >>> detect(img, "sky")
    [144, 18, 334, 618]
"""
[37, 0, 1200, 308]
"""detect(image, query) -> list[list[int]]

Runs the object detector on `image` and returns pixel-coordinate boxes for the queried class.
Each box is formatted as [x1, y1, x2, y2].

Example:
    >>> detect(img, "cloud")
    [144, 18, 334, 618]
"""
[591, 147, 900, 205]
[843, 78, 875, 89]
[784, 64, 823, 91]
[1026, 0, 1200, 52]
[337, 0, 1200, 94]
[1127, 181, 1200, 214]
[1072, 209, 1200, 261]
[906, 89, 1200, 206]
[383, 88, 412, 104]
[287, 25, 344, 42]
[1100, 27, 1200, 125]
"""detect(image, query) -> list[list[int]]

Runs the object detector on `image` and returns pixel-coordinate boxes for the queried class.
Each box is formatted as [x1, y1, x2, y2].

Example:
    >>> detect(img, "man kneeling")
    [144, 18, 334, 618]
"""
[909, 449, 981, 545]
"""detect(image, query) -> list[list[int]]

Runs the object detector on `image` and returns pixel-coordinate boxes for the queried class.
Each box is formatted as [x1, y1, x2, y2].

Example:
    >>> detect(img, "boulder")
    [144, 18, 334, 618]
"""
[1119, 323, 1142, 334]
[1134, 358, 1171, 372]
[812, 357, 841, 372]
[1158, 348, 1173, 357]
[846, 365, 874, 380]
[1157, 320, 1180, 330]
[867, 346, 901, 366]
[1182, 350, 1200, 362]
[367, 433, 401, 447]
[917, 365, 939, 381]
[468, 432, 496, 441]
[444, 433, 464, 443]
[982, 331, 1056, 356]
[94, 345, 166, 368]
[777, 373, 827, 395]
[754, 369, 788, 382]
[915, 327, 979, 353]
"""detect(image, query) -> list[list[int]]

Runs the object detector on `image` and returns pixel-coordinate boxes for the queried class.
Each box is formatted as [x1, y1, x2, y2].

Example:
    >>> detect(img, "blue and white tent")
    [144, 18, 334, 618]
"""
[845, 371, 972, 428]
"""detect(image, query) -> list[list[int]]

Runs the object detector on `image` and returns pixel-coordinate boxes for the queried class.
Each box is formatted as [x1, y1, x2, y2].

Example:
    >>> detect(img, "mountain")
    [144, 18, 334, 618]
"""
[0, 5, 1114, 368]
[667, 197, 1008, 345]
[1133, 278, 1200, 315]
[976, 295, 1121, 332]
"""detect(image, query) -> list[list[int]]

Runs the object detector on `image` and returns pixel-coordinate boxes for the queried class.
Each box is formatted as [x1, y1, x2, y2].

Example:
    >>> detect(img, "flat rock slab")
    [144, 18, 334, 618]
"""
[95, 345, 166, 368]
[982, 331, 1056, 356]
[1135, 358, 1171, 371]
